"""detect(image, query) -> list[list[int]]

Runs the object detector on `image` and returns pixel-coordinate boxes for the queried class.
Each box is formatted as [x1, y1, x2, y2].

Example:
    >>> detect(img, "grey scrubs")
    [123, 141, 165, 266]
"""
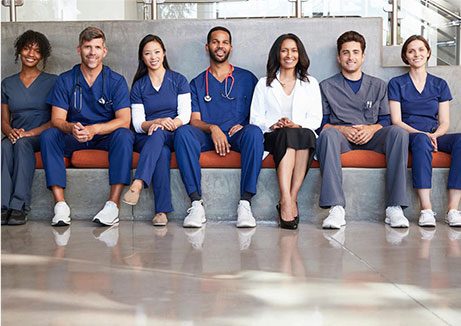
[1, 72, 57, 211]
[316, 73, 409, 208]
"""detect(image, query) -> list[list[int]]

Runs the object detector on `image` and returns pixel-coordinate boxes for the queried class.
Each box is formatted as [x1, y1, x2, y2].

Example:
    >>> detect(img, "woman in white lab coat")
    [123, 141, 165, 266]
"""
[250, 33, 322, 229]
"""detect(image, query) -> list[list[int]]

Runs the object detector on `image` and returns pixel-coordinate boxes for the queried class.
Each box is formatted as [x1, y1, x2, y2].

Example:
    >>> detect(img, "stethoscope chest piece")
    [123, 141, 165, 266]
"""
[204, 95, 212, 102]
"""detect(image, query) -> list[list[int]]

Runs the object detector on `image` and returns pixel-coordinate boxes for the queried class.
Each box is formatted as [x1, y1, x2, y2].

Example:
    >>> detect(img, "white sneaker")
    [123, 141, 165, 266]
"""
[183, 200, 206, 228]
[236, 200, 256, 228]
[322, 205, 346, 229]
[238, 228, 256, 250]
[184, 225, 206, 250]
[385, 206, 409, 228]
[93, 225, 119, 248]
[92, 201, 119, 226]
[51, 201, 71, 226]
[52, 227, 71, 246]
[446, 209, 461, 227]
[385, 225, 409, 245]
[418, 209, 436, 227]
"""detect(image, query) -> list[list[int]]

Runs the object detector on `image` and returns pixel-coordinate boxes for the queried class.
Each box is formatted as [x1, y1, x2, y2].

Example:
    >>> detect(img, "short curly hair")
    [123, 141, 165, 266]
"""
[14, 30, 52, 69]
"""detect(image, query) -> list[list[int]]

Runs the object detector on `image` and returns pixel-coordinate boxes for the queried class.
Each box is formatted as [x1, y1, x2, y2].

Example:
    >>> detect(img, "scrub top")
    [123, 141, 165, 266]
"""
[131, 70, 190, 120]
[1, 72, 57, 130]
[47, 64, 130, 125]
[320, 73, 389, 126]
[388, 73, 452, 133]
[190, 66, 258, 133]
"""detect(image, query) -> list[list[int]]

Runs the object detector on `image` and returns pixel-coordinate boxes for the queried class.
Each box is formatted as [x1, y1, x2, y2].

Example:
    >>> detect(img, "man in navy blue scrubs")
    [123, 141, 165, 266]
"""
[40, 27, 133, 227]
[174, 26, 264, 228]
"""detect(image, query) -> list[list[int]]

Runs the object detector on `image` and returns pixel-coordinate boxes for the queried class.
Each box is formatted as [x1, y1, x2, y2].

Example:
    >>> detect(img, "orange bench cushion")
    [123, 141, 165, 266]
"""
[35, 152, 70, 169]
[71, 150, 140, 168]
[35, 149, 451, 169]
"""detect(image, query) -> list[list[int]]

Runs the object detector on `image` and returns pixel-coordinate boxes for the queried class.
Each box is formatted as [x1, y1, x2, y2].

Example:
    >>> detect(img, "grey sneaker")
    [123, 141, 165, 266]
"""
[322, 205, 346, 229]
[446, 210, 461, 227]
[92, 201, 119, 226]
[183, 200, 206, 228]
[52, 201, 71, 226]
[385, 206, 409, 228]
[236, 200, 256, 228]
[418, 209, 436, 227]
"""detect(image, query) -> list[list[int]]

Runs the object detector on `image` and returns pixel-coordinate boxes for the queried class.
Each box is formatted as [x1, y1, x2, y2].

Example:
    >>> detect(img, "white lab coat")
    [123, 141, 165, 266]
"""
[250, 73, 323, 136]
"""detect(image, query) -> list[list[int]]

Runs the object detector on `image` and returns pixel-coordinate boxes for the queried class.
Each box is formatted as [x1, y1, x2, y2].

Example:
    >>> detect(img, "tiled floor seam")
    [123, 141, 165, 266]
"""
[325, 233, 453, 326]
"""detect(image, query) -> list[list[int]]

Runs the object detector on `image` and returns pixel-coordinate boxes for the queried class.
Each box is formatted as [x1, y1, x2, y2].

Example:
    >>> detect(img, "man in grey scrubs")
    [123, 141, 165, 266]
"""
[317, 30, 409, 229]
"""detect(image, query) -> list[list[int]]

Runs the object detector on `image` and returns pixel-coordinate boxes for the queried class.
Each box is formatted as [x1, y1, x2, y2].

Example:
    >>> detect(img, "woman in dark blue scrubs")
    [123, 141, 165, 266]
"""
[1, 30, 57, 225]
[122, 34, 191, 226]
[388, 35, 461, 227]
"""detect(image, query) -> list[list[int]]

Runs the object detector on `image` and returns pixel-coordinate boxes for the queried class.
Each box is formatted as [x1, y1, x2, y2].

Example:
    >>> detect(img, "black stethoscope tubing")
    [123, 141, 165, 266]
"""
[72, 66, 111, 112]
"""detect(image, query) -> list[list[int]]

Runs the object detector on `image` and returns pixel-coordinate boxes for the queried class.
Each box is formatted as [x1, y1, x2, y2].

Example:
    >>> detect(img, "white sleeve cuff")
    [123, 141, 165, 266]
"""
[176, 93, 191, 125]
[131, 103, 146, 133]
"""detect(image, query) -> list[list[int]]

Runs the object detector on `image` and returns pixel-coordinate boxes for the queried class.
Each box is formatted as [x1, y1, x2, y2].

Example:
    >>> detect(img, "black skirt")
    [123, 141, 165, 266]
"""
[264, 128, 316, 169]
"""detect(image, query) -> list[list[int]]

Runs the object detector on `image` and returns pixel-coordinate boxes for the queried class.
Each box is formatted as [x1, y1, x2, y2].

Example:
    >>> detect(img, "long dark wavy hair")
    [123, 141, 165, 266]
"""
[132, 34, 171, 87]
[266, 33, 310, 86]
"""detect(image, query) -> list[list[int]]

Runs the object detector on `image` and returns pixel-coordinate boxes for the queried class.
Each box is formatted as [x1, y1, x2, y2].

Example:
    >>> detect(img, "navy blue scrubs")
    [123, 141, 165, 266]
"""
[40, 65, 134, 188]
[388, 73, 460, 189]
[131, 70, 190, 214]
[1, 72, 56, 211]
[174, 66, 264, 198]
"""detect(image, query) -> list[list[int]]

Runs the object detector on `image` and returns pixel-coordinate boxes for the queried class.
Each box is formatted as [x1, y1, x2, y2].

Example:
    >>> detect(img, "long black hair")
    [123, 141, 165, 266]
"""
[14, 30, 52, 69]
[132, 34, 171, 87]
[266, 33, 310, 86]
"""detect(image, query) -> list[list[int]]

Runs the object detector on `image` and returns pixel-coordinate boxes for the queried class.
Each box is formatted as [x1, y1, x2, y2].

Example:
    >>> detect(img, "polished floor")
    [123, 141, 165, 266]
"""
[2, 220, 461, 325]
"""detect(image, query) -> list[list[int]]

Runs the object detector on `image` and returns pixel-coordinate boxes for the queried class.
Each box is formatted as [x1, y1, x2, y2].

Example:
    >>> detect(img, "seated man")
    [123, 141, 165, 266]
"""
[317, 30, 409, 229]
[174, 26, 264, 228]
[41, 26, 133, 227]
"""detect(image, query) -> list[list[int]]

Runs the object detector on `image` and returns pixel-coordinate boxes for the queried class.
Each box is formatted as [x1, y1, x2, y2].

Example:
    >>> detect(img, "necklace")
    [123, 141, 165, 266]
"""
[278, 78, 296, 88]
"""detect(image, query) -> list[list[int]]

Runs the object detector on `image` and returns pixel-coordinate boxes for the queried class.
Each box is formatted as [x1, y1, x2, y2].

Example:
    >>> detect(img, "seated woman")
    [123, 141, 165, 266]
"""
[1, 30, 57, 225]
[389, 35, 461, 227]
[122, 34, 191, 226]
[250, 33, 322, 229]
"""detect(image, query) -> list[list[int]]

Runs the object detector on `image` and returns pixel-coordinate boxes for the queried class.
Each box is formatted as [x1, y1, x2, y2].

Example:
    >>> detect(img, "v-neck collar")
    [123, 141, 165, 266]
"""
[340, 72, 368, 98]
[148, 69, 168, 93]
[17, 72, 42, 90]
[407, 72, 427, 95]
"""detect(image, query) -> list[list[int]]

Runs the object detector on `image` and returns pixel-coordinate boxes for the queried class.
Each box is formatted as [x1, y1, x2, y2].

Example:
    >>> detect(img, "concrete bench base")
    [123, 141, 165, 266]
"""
[29, 168, 451, 223]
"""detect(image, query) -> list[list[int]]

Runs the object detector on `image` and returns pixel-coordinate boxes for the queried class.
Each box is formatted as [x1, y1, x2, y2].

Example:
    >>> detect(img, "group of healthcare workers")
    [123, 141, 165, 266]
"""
[1, 26, 460, 231]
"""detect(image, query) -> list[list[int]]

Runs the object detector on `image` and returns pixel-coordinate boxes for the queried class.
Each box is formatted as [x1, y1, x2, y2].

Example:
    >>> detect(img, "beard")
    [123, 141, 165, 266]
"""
[208, 47, 230, 64]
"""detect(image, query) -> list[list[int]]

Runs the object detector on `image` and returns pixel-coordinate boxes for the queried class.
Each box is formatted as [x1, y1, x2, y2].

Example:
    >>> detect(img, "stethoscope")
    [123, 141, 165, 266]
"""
[204, 64, 235, 102]
[72, 66, 112, 112]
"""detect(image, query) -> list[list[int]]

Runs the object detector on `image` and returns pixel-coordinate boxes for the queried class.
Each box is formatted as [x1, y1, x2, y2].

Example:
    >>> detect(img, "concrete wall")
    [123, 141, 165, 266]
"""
[2, 18, 460, 131]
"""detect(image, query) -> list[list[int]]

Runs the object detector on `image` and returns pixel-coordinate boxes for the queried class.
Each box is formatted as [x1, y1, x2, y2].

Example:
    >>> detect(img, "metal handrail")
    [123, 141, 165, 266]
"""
[423, 0, 461, 21]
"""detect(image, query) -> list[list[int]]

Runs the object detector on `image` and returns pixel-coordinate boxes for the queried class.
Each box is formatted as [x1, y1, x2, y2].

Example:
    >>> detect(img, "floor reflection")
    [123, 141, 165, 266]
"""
[2, 221, 460, 325]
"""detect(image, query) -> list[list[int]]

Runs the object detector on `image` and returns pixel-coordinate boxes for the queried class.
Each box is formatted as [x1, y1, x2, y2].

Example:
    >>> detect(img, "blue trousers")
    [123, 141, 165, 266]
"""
[134, 130, 174, 213]
[1, 136, 40, 211]
[410, 132, 461, 189]
[40, 127, 134, 188]
[174, 124, 264, 197]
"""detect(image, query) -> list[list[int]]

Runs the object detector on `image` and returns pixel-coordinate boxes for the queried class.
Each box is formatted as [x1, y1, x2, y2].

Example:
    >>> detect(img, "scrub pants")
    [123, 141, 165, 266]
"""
[40, 127, 134, 188]
[410, 133, 461, 189]
[134, 130, 174, 214]
[1, 136, 40, 212]
[316, 125, 409, 208]
[174, 124, 264, 198]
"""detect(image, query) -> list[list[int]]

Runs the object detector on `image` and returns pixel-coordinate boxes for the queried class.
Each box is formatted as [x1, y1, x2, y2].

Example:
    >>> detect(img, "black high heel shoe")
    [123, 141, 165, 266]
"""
[276, 204, 298, 230]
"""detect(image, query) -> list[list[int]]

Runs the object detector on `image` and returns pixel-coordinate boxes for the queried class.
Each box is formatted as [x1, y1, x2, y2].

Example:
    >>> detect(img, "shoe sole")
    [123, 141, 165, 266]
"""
[385, 218, 409, 228]
[446, 220, 461, 227]
[236, 223, 256, 228]
[7, 219, 27, 225]
[153, 222, 168, 226]
[322, 223, 345, 230]
[51, 220, 71, 227]
[183, 219, 206, 228]
[122, 199, 138, 206]
[418, 221, 436, 227]
[93, 218, 119, 226]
